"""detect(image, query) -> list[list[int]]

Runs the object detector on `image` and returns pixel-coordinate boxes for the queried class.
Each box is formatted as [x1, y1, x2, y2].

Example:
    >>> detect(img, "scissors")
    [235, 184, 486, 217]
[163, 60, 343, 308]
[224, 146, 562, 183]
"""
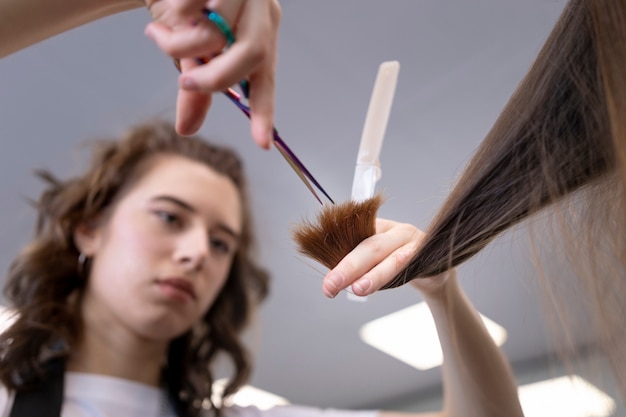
[173, 9, 334, 205]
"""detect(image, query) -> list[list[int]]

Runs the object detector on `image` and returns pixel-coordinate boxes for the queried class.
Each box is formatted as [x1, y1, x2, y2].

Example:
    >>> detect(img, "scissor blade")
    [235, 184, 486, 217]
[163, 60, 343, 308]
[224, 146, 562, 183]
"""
[274, 144, 324, 205]
[272, 135, 335, 204]
[222, 89, 333, 205]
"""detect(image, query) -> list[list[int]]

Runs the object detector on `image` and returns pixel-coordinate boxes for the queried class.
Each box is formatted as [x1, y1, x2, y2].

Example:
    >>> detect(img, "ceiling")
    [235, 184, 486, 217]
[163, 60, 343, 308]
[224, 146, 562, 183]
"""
[1, 0, 600, 411]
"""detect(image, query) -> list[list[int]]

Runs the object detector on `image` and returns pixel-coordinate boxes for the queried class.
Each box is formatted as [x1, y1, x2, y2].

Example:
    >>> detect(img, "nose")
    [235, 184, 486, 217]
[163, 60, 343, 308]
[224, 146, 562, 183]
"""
[174, 226, 210, 271]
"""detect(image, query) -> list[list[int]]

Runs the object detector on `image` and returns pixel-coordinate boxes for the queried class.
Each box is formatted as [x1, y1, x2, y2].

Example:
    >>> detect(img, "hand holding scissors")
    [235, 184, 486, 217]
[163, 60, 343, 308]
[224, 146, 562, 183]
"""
[170, 8, 333, 205]
[145, 0, 281, 149]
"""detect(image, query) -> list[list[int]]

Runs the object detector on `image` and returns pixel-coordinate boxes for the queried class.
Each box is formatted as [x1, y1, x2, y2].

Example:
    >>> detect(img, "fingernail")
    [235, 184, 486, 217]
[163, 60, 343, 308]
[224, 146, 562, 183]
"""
[323, 286, 336, 299]
[353, 278, 371, 295]
[181, 77, 200, 90]
[324, 272, 344, 296]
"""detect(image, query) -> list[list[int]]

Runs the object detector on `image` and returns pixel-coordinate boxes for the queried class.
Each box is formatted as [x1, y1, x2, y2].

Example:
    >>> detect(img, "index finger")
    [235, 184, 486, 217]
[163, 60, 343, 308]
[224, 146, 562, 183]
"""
[179, 0, 279, 146]
[322, 221, 419, 298]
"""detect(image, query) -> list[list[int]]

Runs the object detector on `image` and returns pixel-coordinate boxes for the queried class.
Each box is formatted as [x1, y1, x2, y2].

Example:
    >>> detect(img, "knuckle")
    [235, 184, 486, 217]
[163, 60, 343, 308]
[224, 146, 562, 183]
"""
[246, 42, 269, 64]
[340, 258, 358, 277]
[399, 221, 417, 233]
[394, 249, 411, 271]
[366, 234, 385, 255]
[159, 42, 178, 55]
[206, 71, 229, 90]
[169, 0, 189, 14]
[365, 270, 385, 292]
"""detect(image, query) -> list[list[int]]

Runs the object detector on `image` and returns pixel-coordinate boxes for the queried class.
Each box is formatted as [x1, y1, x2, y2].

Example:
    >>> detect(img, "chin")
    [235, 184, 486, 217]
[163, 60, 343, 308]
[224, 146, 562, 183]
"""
[137, 316, 195, 342]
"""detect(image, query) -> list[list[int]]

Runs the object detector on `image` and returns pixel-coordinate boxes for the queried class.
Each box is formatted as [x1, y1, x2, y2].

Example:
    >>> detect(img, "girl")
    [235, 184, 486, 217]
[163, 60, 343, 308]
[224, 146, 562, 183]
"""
[0, 121, 523, 417]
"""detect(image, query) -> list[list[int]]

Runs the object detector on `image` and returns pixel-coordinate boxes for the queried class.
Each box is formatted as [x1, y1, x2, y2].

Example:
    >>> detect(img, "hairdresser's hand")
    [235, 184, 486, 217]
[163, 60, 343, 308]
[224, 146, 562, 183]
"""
[322, 219, 452, 298]
[144, 0, 281, 149]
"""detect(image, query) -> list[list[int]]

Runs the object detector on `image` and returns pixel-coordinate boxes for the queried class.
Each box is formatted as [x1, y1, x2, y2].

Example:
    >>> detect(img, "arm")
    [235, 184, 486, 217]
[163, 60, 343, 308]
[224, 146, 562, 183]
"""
[0, 0, 280, 147]
[323, 220, 524, 417]
[380, 271, 523, 417]
[0, 0, 143, 58]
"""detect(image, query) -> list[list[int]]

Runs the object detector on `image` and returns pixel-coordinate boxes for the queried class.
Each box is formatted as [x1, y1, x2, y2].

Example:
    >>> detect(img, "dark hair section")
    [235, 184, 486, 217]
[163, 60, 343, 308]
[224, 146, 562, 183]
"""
[293, 0, 626, 403]
[385, 0, 614, 288]
[0, 121, 269, 417]
[294, 0, 614, 283]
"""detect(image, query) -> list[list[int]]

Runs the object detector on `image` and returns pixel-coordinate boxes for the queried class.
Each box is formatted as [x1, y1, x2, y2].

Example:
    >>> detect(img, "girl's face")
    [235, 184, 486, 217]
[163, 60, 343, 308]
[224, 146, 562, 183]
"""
[75, 154, 242, 341]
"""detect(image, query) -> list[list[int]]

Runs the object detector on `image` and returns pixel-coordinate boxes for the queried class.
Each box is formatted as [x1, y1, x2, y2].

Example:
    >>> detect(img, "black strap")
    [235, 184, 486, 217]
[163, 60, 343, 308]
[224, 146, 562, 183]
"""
[9, 360, 65, 417]
[8, 361, 190, 417]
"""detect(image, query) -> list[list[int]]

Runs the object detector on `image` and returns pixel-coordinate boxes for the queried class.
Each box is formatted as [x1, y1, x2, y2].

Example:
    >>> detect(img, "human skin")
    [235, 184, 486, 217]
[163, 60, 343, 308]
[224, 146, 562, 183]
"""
[0, 0, 280, 147]
[64, 153, 522, 417]
[70, 154, 242, 386]
[325, 224, 524, 417]
[146, 0, 281, 146]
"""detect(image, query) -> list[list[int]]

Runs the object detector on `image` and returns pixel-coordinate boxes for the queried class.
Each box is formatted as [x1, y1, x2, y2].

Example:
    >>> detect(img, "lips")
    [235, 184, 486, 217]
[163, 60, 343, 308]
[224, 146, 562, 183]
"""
[156, 277, 197, 301]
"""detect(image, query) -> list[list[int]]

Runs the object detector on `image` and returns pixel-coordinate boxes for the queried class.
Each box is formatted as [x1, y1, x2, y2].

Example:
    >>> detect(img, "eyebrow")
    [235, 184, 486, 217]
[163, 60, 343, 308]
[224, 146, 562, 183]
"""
[151, 195, 241, 241]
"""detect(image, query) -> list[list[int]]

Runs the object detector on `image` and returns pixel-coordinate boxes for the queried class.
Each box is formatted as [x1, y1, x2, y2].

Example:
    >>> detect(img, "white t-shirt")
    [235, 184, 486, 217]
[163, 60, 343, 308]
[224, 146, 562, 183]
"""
[0, 373, 379, 417]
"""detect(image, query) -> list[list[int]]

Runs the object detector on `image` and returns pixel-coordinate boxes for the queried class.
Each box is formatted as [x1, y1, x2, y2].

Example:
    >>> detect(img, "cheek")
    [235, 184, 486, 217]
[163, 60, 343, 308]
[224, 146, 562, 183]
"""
[119, 223, 165, 258]
[97, 217, 170, 280]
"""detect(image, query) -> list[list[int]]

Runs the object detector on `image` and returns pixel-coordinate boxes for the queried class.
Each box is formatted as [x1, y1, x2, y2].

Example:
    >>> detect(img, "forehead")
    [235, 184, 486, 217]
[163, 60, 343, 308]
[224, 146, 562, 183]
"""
[121, 154, 242, 230]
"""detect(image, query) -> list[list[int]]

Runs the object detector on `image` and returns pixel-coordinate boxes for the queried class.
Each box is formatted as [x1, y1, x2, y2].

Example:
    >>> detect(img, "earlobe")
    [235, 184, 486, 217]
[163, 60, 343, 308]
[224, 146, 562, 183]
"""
[73, 222, 100, 256]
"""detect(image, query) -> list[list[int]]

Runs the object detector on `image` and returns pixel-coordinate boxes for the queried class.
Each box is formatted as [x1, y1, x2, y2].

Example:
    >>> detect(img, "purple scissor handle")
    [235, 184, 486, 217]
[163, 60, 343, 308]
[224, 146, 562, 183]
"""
[221, 85, 334, 205]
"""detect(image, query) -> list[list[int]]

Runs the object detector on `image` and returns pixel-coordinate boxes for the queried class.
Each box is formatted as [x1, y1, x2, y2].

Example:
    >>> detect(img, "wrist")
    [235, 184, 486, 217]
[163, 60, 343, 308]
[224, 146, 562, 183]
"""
[417, 269, 459, 305]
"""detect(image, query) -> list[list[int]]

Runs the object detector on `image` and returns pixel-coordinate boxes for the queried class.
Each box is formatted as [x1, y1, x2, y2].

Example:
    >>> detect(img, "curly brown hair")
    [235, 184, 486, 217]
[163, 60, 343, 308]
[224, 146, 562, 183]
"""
[0, 120, 270, 416]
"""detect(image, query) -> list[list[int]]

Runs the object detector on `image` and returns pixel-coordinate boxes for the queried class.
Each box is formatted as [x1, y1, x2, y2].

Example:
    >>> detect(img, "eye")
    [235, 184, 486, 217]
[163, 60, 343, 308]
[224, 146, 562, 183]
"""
[210, 238, 232, 255]
[154, 210, 182, 227]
